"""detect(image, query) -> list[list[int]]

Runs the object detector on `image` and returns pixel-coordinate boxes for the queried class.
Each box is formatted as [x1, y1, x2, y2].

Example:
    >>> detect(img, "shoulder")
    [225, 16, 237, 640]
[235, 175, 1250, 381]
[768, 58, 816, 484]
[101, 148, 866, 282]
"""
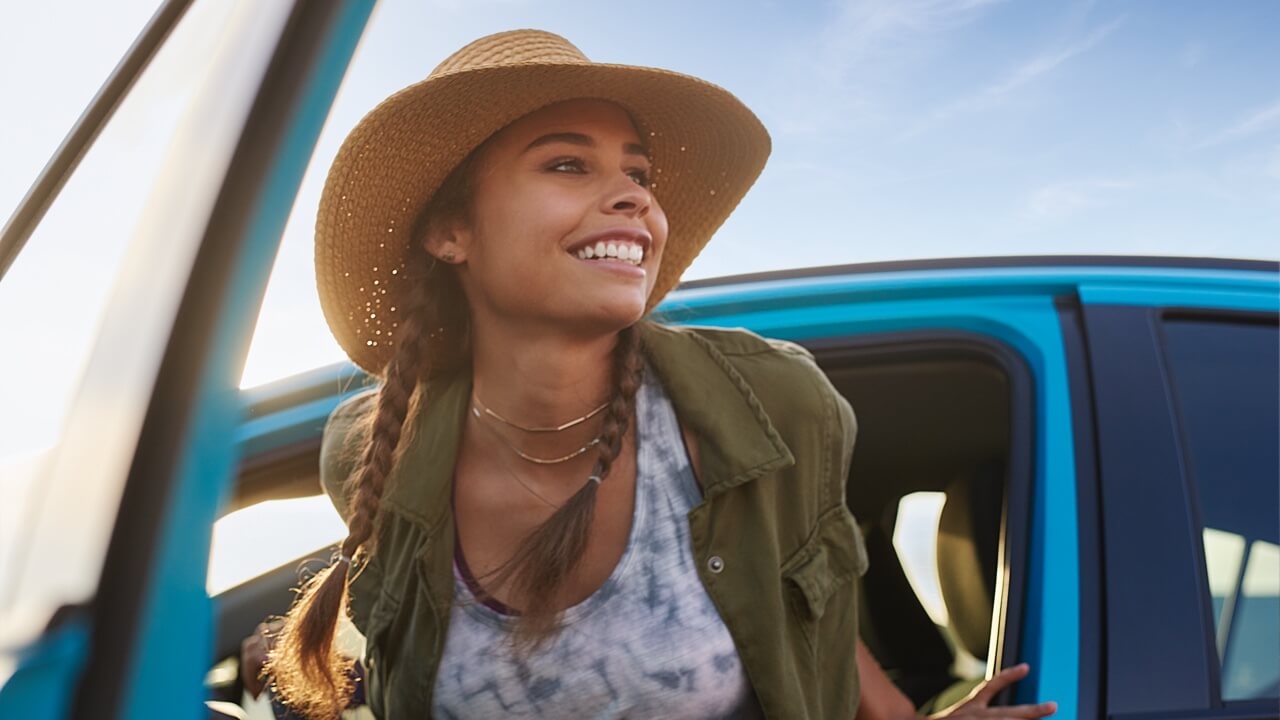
[645, 321, 814, 360]
[647, 322, 843, 409]
[319, 389, 377, 523]
[643, 321, 856, 451]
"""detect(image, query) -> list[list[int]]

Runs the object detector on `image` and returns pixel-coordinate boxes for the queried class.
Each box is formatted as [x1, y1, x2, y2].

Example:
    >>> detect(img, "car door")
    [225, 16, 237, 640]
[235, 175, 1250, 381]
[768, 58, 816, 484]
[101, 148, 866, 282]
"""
[0, 2, 374, 718]
[1080, 270, 1280, 720]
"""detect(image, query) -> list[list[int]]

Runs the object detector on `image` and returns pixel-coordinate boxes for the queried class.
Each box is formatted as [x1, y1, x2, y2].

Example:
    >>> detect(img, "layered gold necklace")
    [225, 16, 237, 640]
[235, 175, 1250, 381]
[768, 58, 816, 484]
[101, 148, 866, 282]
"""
[471, 394, 608, 465]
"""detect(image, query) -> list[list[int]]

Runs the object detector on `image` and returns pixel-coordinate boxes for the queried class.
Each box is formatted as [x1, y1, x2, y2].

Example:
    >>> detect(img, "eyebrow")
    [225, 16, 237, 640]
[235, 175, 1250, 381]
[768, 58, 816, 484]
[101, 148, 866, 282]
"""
[524, 132, 648, 157]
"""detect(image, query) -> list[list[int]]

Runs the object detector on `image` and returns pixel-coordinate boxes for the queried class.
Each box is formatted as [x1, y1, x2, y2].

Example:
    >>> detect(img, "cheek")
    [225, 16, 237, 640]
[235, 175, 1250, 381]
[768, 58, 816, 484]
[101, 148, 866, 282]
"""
[647, 200, 671, 261]
[479, 184, 582, 250]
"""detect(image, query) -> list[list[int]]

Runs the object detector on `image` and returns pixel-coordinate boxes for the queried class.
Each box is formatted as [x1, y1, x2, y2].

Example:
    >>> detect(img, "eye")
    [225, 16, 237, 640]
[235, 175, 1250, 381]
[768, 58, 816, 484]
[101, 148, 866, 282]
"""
[547, 157, 586, 174]
[627, 167, 652, 187]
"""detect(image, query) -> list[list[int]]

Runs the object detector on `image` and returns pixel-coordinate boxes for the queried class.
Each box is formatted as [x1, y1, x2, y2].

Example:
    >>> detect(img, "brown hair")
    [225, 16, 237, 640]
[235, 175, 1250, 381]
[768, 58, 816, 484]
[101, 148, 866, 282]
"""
[266, 146, 647, 717]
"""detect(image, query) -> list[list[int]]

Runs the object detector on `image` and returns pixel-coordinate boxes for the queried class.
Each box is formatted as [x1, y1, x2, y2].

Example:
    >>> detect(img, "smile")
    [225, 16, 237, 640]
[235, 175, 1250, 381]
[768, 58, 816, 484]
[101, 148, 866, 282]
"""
[572, 239, 645, 266]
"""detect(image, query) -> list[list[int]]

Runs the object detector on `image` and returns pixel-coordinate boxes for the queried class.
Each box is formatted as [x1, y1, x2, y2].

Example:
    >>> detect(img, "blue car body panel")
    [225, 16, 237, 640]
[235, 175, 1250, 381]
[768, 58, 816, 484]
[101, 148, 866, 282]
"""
[119, 7, 374, 718]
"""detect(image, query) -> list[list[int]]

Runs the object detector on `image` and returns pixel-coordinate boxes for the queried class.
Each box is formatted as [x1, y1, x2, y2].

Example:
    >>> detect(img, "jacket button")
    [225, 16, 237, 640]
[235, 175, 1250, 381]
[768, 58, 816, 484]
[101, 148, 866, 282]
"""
[707, 555, 725, 574]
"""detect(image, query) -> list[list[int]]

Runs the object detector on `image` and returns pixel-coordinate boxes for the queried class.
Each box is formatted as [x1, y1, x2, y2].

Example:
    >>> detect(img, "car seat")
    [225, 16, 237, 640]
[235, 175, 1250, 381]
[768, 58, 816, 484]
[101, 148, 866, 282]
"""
[856, 521, 957, 706]
[920, 464, 1005, 712]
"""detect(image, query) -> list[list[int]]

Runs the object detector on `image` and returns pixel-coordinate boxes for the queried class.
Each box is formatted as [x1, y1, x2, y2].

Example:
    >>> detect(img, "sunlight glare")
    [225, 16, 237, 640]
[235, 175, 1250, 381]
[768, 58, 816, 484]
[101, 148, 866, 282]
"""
[207, 495, 347, 595]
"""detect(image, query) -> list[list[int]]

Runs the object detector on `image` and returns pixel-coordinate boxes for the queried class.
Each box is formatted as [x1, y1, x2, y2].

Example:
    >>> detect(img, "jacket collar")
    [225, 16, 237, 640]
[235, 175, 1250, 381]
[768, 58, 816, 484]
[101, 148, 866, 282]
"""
[380, 322, 795, 529]
[637, 322, 795, 495]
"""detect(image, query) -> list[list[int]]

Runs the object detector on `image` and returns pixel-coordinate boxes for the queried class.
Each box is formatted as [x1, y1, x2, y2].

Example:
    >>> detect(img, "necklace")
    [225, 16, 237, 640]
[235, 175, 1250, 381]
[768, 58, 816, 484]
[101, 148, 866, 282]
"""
[472, 405, 602, 465]
[473, 393, 608, 433]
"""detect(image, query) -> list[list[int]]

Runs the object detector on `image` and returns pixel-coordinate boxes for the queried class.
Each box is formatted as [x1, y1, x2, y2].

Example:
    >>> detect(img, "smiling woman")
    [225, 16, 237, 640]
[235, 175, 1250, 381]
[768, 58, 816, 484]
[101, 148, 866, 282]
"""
[260, 27, 1055, 720]
[266, 29, 795, 719]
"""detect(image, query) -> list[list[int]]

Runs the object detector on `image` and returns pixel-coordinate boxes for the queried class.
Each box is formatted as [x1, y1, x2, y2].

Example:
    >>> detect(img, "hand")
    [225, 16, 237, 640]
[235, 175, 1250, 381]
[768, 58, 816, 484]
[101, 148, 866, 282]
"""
[239, 619, 283, 699]
[926, 663, 1057, 719]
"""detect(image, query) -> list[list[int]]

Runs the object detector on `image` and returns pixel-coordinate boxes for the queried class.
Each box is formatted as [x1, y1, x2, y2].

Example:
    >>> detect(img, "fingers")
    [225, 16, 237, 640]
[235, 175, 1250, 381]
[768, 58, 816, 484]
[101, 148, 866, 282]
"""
[973, 663, 1031, 704]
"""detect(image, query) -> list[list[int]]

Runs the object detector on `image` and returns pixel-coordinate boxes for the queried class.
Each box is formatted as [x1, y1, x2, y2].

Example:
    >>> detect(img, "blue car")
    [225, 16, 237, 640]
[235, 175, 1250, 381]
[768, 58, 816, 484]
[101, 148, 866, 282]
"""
[0, 3, 1276, 719]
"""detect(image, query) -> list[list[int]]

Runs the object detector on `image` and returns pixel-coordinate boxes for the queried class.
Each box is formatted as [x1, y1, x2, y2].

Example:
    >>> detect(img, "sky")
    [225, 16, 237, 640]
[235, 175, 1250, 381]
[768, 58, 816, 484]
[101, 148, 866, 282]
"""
[2, 0, 1278, 390]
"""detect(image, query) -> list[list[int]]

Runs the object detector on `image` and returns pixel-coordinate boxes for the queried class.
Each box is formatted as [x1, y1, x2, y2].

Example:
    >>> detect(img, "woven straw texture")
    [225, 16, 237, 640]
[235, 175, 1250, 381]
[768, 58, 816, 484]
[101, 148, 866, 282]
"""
[316, 29, 770, 374]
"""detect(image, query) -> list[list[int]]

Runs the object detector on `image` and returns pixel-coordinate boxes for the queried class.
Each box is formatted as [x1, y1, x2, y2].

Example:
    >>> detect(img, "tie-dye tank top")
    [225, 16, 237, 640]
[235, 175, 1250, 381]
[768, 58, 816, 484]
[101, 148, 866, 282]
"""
[431, 370, 762, 719]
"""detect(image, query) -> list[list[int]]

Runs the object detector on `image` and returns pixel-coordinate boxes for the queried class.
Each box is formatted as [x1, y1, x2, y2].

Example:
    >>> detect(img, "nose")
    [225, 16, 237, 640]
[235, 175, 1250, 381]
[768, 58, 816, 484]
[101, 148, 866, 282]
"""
[601, 173, 651, 219]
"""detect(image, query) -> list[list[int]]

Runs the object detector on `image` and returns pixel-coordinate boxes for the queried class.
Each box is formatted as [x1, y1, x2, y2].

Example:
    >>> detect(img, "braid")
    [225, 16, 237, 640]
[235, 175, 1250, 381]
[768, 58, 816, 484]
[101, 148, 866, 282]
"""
[592, 323, 646, 482]
[267, 240, 451, 718]
[492, 323, 647, 651]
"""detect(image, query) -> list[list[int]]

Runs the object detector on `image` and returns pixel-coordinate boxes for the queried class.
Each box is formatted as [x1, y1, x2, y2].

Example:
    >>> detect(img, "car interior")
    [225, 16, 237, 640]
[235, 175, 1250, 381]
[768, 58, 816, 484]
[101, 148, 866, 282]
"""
[208, 331, 1028, 715]
[816, 333, 1027, 712]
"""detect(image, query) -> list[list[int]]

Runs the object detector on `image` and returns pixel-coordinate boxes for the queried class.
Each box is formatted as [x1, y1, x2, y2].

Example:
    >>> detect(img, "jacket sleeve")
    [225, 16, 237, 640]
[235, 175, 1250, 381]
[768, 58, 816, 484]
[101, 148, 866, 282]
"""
[318, 390, 377, 524]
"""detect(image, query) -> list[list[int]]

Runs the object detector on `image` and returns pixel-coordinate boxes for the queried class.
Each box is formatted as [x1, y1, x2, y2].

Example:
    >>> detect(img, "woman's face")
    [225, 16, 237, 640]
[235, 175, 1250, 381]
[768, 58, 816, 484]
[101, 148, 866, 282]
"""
[435, 99, 669, 337]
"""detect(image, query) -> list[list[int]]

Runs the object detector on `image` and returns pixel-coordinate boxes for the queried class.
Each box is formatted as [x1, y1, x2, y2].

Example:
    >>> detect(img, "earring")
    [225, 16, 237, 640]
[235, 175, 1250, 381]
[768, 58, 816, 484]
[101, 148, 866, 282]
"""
[441, 250, 456, 263]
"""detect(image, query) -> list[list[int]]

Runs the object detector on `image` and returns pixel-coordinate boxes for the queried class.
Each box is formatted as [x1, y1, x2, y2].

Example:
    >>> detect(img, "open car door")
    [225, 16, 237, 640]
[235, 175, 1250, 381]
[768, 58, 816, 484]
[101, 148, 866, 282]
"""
[0, 2, 375, 717]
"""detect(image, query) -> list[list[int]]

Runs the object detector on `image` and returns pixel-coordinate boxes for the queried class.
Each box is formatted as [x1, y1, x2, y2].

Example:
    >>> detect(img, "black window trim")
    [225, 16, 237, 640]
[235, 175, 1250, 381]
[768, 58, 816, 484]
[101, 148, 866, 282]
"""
[1056, 296, 1105, 720]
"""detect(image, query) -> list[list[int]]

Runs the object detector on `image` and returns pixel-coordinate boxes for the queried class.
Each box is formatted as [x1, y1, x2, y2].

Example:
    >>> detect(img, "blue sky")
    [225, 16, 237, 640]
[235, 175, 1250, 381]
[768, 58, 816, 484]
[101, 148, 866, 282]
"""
[1, 0, 1277, 385]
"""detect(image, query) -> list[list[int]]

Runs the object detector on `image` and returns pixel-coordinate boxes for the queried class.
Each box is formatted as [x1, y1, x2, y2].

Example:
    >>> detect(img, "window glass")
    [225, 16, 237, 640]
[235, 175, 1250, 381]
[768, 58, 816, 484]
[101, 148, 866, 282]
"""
[207, 495, 346, 595]
[1203, 527, 1247, 639]
[1224, 540, 1280, 700]
[0, 0, 238, 592]
[1163, 317, 1280, 702]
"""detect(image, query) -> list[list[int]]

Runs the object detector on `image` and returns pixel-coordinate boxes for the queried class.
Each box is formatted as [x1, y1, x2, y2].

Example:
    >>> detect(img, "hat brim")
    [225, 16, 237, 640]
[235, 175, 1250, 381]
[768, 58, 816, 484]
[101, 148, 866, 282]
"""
[316, 61, 770, 375]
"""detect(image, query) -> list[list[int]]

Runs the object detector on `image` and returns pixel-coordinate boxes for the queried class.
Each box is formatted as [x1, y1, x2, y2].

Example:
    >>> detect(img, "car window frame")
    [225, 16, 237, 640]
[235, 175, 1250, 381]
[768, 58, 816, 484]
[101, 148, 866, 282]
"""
[1086, 300, 1280, 719]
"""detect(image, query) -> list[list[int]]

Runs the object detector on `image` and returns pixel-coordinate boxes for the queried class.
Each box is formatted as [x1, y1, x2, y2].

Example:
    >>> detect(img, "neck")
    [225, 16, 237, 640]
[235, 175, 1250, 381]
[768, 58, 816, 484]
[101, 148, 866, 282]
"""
[469, 322, 621, 432]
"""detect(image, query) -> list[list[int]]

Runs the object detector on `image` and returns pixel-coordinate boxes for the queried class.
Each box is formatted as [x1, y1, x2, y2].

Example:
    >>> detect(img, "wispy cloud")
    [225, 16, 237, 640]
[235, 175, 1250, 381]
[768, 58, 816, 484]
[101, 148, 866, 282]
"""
[903, 15, 1126, 137]
[823, 0, 1007, 65]
[772, 0, 1007, 135]
[1198, 98, 1280, 148]
[1267, 145, 1280, 181]
[1027, 177, 1134, 219]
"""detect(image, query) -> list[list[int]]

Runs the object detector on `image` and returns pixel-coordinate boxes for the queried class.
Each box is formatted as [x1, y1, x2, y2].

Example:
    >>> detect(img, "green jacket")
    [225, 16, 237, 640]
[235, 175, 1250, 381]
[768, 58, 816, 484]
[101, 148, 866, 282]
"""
[321, 322, 869, 719]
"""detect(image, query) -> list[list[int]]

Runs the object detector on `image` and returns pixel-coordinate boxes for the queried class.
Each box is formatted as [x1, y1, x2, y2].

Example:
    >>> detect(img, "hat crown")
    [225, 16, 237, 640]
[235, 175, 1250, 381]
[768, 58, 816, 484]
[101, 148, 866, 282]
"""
[432, 29, 590, 76]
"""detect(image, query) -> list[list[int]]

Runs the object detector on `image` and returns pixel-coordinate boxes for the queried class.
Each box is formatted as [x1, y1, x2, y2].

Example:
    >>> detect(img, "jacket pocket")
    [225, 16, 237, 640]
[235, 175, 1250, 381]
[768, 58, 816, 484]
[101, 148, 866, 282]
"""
[781, 506, 869, 649]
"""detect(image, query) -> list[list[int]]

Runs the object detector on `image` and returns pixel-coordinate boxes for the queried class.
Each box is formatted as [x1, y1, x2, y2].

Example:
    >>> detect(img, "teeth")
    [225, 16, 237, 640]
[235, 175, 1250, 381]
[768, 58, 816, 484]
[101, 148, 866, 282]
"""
[573, 239, 646, 265]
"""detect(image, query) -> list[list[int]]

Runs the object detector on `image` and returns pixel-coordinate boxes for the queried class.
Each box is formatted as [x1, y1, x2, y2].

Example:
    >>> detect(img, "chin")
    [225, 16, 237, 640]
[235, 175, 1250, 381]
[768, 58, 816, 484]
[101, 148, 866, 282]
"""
[566, 293, 648, 334]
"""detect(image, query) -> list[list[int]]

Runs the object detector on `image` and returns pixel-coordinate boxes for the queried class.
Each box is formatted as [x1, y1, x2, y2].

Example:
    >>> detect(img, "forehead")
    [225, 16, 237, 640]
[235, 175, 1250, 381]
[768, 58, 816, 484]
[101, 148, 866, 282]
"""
[492, 99, 644, 149]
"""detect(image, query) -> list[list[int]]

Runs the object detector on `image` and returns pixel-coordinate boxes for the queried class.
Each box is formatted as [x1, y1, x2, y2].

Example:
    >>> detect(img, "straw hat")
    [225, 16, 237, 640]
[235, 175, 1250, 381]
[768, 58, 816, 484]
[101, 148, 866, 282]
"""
[316, 29, 770, 374]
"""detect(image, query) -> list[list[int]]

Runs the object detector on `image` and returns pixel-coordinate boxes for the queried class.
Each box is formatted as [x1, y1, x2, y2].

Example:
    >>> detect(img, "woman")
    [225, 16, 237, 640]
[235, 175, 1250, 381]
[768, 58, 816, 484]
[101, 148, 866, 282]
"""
[267, 29, 1057, 720]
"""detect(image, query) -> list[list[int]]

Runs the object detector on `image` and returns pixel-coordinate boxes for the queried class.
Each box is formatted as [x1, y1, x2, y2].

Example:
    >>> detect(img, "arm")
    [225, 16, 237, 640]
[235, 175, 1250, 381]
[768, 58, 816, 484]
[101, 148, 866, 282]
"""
[855, 639, 1059, 720]
[855, 640, 918, 720]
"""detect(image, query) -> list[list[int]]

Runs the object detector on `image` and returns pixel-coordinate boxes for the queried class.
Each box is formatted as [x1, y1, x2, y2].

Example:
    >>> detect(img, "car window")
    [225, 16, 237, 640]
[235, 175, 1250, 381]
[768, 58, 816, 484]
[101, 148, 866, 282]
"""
[207, 495, 346, 595]
[1162, 316, 1280, 702]
[0, 0, 235, 596]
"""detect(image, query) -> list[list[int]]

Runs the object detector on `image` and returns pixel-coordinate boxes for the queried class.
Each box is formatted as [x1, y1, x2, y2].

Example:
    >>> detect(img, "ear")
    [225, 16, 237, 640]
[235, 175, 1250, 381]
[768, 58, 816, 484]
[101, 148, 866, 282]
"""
[422, 214, 471, 264]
